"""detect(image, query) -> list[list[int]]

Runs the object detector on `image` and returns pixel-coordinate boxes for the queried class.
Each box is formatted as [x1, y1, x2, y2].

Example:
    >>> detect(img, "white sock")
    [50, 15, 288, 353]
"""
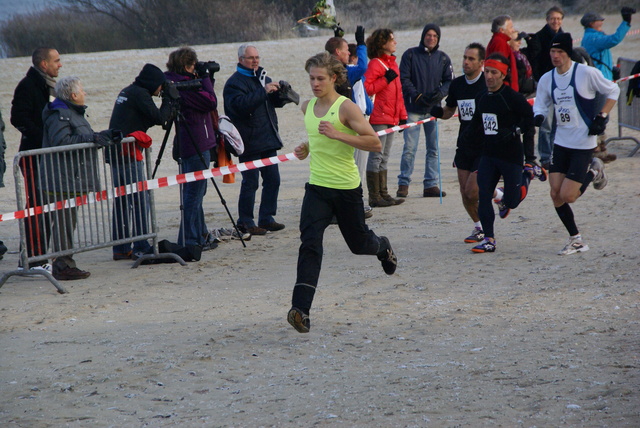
[493, 188, 504, 202]
[474, 221, 482, 229]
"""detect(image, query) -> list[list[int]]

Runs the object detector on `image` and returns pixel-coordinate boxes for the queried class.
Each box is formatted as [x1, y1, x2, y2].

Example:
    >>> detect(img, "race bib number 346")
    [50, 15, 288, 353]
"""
[482, 113, 498, 135]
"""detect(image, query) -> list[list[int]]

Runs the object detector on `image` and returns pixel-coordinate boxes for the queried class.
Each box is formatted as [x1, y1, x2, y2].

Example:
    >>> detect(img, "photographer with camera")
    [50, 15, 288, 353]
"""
[164, 47, 218, 250]
[108, 63, 173, 261]
[223, 44, 291, 236]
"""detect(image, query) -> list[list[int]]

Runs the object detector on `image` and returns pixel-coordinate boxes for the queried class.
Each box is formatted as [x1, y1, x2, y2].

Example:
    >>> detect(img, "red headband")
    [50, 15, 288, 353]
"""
[484, 59, 509, 76]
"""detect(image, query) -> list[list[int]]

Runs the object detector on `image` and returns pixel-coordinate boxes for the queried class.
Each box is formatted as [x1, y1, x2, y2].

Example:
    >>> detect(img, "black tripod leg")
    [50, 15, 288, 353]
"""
[152, 120, 174, 179]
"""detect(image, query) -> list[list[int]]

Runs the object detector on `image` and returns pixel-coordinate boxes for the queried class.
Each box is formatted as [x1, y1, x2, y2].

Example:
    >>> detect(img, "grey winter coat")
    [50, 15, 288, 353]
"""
[41, 98, 100, 194]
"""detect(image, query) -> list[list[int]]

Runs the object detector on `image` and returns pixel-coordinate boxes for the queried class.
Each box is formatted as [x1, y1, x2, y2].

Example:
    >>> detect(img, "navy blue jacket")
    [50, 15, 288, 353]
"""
[223, 64, 284, 157]
[400, 24, 454, 114]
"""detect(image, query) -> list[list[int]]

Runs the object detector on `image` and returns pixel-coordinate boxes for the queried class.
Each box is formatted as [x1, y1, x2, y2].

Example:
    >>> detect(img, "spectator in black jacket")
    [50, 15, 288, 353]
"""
[10, 47, 62, 270]
[108, 63, 172, 260]
[526, 6, 565, 170]
[223, 44, 287, 236]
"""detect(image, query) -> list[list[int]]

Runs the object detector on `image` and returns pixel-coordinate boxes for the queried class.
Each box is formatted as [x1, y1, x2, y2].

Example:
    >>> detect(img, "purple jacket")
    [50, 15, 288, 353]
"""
[164, 71, 217, 159]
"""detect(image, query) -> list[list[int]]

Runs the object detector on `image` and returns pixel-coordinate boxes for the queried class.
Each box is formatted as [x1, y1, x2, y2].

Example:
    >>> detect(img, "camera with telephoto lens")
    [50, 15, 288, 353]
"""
[163, 79, 203, 100]
[195, 60, 220, 77]
[275, 80, 300, 105]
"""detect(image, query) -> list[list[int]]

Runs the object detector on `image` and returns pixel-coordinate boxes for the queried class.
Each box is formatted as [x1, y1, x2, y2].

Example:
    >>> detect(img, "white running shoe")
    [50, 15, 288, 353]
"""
[558, 236, 589, 255]
[590, 158, 608, 190]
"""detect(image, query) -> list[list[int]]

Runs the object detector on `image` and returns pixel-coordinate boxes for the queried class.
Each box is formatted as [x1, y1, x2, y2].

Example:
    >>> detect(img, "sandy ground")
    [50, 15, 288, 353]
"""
[0, 16, 639, 427]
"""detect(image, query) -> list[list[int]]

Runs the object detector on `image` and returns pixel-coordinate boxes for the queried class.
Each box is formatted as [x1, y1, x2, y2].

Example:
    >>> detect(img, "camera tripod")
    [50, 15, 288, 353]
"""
[153, 100, 247, 247]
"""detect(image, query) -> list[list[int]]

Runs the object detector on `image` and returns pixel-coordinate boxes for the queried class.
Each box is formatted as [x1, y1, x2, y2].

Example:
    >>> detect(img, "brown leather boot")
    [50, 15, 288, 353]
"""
[379, 170, 404, 205]
[396, 184, 409, 198]
[367, 171, 393, 207]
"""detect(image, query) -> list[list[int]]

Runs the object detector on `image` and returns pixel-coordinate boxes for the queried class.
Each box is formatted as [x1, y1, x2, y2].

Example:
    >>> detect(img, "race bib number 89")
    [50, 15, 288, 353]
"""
[482, 113, 498, 135]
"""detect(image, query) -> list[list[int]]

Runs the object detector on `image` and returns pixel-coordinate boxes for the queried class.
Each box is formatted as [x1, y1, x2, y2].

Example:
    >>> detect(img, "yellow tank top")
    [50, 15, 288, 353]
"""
[304, 96, 360, 189]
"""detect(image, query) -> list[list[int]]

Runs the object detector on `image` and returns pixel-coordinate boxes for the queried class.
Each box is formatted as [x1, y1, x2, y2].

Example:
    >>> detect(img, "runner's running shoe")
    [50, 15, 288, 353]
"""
[590, 157, 608, 190]
[472, 238, 496, 253]
[524, 163, 548, 182]
[558, 235, 589, 255]
[464, 227, 485, 243]
[287, 307, 310, 333]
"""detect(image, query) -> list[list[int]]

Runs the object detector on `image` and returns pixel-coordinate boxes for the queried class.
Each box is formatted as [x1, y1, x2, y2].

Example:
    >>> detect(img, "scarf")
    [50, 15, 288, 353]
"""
[35, 67, 57, 98]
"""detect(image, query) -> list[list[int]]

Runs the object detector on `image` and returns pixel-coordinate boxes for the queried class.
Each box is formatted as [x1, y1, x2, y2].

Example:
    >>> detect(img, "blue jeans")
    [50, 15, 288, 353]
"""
[178, 151, 210, 246]
[111, 161, 151, 255]
[537, 107, 556, 165]
[237, 149, 280, 228]
[398, 112, 439, 188]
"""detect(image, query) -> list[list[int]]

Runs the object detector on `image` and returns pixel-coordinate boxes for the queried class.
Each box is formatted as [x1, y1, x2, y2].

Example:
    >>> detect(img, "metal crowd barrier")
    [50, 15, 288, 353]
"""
[606, 57, 640, 156]
[0, 138, 185, 294]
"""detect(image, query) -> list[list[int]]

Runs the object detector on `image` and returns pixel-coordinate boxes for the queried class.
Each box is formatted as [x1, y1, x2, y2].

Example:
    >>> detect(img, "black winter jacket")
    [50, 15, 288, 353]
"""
[10, 67, 50, 151]
[400, 24, 454, 114]
[528, 24, 564, 81]
[223, 64, 284, 157]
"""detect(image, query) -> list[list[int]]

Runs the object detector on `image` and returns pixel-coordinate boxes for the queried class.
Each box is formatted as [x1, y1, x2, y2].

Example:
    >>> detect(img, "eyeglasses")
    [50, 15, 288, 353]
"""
[242, 56, 260, 61]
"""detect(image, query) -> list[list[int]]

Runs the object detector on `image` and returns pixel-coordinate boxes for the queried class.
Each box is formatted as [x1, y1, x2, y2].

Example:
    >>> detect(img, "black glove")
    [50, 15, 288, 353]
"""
[334, 25, 345, 38]
[534, 114, 545, 127]
[430, 105, 444, 118]
[588, 113, 609, 135]
[517, 31, 529, 41]
[384, 69, 398, 83]
[94, 129, 120, 147]
[355, 25, 365, 45]
[621, 7, 636, 24]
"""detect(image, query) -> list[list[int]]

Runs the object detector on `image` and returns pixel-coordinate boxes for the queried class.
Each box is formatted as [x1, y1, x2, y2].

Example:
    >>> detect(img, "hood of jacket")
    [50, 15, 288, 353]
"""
[134, 63, 166, 93]
[419, 23, 441, 51]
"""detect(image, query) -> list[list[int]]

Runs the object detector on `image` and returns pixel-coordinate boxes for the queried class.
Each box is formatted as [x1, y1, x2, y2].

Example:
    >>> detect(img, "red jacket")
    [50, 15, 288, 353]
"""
[364, 54, 407, 126]
[486, 32, 519, 92]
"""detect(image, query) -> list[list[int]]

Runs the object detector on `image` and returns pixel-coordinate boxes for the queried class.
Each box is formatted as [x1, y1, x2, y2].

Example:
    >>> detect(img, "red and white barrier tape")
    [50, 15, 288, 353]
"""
[2, 68, 638, 223]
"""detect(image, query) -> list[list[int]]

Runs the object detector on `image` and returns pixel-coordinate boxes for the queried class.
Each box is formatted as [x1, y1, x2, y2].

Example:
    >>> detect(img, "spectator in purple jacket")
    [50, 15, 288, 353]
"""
[164, 47, 218, 249]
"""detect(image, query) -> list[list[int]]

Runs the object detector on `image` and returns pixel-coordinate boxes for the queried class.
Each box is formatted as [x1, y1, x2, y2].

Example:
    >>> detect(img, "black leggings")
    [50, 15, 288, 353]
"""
[477, 156, 531, 239]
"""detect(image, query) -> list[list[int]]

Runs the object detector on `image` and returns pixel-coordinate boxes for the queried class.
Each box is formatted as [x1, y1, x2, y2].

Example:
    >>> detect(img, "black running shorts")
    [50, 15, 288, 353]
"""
[453, 148, 481, 172]
[550, 144, 594, 183]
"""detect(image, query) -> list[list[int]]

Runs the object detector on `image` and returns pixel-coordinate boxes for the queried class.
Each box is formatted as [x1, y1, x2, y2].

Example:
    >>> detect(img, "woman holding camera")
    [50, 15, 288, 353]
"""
[165, 47, 218, 250]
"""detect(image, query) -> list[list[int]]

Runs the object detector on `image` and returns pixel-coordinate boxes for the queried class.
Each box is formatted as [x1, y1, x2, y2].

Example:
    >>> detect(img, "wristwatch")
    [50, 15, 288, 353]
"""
[599, 112, 608, 118]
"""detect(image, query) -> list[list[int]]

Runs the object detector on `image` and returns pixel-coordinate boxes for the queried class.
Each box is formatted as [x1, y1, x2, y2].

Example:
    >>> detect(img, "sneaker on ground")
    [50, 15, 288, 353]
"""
[287, 307, 310, 333]
[18, 263, 53, 273]
[201, 232, 219, 251]
[53, 266, 91, 280]
[364, 205, 373, 219]
[377, 236, 397, 275]
[258, 222, 285, 232]
[558, 236, 589, 255]
[472, 239, 496, 253]
[464, 227, 485, 243]
[590, 157, 608, 190]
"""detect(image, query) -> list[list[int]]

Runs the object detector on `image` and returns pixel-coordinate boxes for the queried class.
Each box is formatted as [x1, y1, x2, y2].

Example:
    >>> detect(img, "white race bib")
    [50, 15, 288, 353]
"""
[457, 99, 475, 121]
[553, 87, 578, 128]
[482, 113, 498, 135]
